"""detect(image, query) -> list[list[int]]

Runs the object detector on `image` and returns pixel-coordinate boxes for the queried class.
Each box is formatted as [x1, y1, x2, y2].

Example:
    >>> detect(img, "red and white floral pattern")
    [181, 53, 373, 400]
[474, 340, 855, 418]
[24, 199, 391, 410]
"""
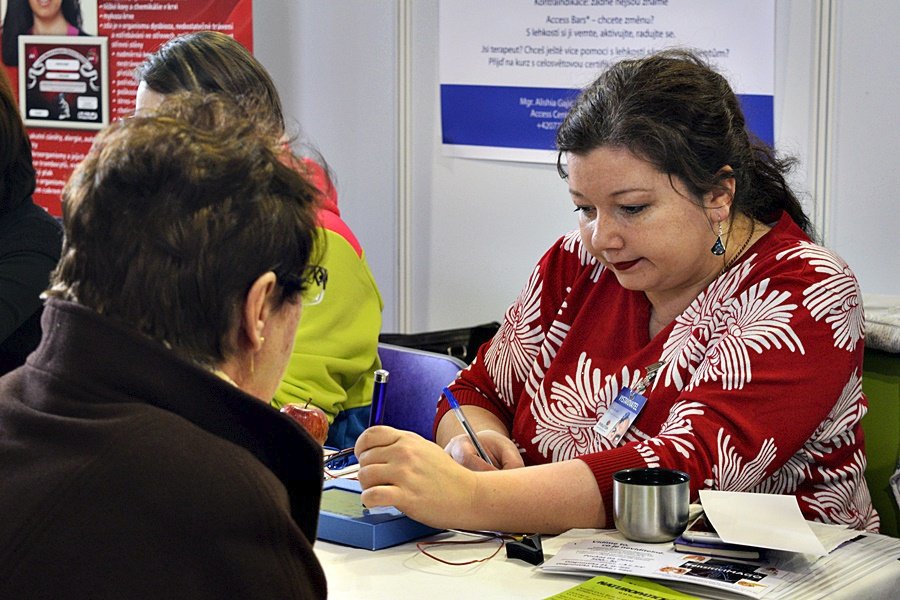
[452, 213, 876, 531]
[777, 242, 865, 351]
[483, 265, 543, 406]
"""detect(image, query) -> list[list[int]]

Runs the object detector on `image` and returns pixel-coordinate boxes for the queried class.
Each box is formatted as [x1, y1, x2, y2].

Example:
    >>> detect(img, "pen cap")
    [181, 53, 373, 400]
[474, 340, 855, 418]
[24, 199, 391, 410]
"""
[374, 369, 389, 384]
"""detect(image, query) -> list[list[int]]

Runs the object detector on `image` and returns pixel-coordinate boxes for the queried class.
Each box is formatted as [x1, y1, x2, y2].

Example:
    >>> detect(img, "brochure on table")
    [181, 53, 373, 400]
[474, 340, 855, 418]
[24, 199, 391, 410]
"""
[545, 575, 701, 600]
[542, 526, 900, 599]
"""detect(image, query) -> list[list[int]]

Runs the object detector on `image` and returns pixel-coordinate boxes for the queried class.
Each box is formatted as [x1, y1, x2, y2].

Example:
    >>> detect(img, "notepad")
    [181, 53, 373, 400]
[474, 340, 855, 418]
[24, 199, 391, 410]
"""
[673, 534, 764, 560]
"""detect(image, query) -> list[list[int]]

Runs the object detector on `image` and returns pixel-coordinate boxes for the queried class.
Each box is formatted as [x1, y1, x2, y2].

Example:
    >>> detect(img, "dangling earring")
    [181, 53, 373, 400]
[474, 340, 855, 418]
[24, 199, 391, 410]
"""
[710, 222, 726, 256]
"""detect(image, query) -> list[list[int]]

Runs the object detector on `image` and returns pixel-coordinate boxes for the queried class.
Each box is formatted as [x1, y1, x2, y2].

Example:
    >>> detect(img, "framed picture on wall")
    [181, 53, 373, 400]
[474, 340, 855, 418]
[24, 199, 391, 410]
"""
[18, 35, 108, 130]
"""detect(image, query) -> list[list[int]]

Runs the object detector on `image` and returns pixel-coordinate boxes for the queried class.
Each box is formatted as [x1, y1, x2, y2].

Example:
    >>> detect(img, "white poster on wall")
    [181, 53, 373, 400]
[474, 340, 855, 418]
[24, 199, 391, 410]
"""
[439, 0, 775, 164]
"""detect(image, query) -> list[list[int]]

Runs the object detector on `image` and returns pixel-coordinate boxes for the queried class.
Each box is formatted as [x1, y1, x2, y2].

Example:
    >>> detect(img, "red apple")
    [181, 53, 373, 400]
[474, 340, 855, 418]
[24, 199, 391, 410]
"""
[281, 402, 329, 445]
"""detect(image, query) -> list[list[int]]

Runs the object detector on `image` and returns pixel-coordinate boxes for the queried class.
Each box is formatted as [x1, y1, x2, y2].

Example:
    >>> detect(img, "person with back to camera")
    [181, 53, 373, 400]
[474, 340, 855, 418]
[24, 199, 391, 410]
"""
[0, 65, 61, 374]
[2, 0, 88, 66]
[135, 31, 384, 449]
[0, 92, 327, 598]
[354, 49, 877, 535]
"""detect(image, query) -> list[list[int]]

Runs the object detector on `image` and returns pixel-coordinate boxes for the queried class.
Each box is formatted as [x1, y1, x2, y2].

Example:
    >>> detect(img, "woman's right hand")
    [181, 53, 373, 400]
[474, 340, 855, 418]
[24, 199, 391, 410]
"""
[355, 426, 479, 529]
[356, 425, 606, 533]
[444, 430, 524, 471]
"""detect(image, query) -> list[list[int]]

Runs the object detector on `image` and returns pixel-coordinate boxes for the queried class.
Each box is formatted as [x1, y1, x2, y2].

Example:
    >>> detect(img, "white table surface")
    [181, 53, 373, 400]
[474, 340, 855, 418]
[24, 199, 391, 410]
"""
[315, 528, 900, 600]
[316, 530, 576, 599]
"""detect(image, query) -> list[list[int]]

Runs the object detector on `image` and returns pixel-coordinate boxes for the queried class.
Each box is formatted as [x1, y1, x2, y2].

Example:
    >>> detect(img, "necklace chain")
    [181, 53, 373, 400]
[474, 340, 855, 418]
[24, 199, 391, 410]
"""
[721, 218, 756, 274]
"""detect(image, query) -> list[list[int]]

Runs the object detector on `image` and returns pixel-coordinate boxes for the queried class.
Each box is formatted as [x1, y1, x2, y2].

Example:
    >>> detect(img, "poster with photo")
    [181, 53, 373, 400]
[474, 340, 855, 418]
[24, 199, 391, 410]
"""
[1, 0, 100, 68]
[0, 0, 251, 215]
[19, 35, 107, 129]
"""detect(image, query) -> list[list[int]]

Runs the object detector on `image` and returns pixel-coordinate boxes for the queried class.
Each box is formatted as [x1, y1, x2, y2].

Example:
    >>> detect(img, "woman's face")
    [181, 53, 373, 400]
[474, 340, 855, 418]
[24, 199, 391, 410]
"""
[257, 298, 302, 399]
[29, 0, 63, 20]
[567, 146, 723, 308]
[246, 297, 303, 402]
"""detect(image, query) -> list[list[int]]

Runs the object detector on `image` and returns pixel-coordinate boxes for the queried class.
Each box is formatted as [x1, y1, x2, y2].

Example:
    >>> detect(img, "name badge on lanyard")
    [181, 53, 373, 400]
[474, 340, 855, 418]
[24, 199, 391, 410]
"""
[594, 361, 664, 445]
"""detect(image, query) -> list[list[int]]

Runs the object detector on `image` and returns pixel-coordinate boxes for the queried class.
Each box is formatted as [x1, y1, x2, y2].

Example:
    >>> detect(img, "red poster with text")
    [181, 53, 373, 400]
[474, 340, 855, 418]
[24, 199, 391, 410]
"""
[1, 0, 252, 216]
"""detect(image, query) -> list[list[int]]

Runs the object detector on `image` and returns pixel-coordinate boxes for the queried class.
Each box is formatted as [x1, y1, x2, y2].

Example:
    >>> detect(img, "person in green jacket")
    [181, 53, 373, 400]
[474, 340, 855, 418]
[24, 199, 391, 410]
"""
[135, 31, 383, 448]
[272, 157, 383, 448]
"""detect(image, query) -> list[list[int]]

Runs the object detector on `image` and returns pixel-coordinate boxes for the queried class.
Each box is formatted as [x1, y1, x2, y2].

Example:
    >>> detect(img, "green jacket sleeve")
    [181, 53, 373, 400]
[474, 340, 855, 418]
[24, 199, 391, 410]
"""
[272, 228, 383, 422]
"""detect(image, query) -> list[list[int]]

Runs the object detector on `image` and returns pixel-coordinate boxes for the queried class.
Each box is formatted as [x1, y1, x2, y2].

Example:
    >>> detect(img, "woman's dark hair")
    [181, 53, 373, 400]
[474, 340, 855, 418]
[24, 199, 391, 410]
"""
[2, 0, 84, 66]
[136, 30, 335, 224]
[136, 31, 285, 134]
[47, 93, 321, 368]
[556, 49, 813, 237]
[0, 65, 36, 213]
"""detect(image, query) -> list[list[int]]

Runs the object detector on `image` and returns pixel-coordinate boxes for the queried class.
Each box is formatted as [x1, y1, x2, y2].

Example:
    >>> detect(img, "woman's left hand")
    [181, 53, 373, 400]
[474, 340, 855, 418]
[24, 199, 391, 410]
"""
[355, 426, 477, 529]
[444, 430, 524, 471]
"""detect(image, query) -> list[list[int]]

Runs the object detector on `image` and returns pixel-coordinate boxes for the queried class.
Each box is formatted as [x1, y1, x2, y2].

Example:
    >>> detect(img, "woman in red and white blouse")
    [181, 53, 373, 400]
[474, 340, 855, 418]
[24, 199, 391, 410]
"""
[355, 50, 877, 535]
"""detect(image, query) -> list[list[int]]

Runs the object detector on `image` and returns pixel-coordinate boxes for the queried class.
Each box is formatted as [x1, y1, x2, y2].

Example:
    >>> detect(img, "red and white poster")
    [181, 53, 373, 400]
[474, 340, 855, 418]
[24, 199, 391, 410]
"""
[1, 0, 252, 216]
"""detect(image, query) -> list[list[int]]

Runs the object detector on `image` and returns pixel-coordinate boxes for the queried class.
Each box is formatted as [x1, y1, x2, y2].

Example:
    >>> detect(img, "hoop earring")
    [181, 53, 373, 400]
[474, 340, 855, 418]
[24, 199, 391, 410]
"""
[710, 222, 726, 256]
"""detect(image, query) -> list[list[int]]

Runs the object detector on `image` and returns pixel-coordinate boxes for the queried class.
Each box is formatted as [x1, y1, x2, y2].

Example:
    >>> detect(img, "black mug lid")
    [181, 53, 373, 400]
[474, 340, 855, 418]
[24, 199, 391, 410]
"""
[613, 467, 689, 486]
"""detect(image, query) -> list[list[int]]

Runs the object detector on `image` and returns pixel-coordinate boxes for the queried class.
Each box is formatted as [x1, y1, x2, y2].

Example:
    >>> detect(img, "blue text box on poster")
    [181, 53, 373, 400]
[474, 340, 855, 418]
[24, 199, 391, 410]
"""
[441, 84, 773, 151]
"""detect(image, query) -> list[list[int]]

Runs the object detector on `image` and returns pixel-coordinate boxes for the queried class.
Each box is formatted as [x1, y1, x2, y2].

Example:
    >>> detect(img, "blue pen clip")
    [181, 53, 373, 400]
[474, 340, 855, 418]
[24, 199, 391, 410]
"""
[442, 387, 494, 467]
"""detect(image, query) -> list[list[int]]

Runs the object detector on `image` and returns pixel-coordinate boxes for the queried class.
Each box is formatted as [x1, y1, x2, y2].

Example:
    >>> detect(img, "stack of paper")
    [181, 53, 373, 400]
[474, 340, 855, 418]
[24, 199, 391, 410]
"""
[541, 492, 900, 599]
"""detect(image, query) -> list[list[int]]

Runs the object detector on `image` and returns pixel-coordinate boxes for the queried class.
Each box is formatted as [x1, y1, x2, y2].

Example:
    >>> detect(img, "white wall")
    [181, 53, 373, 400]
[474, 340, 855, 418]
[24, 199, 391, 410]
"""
[254, 1, 400, 329]
[827, 1, 900, 295]
[409, 1, 575, 331]
[255, 0, 899, 334]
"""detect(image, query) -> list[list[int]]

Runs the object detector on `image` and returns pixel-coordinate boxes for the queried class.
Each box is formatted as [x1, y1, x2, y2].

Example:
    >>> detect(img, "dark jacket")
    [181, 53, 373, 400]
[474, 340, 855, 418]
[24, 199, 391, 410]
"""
[0, 299, 327, 599]
[0, 200, 62, 374]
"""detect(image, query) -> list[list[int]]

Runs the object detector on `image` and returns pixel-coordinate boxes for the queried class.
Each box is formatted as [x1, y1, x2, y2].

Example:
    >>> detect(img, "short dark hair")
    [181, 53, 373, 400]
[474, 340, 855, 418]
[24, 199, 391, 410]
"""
[47, 93, 321, 367]
[0, 66, 36, 213]
[136, 31, 285, 133]
[557, 49, 813, 237]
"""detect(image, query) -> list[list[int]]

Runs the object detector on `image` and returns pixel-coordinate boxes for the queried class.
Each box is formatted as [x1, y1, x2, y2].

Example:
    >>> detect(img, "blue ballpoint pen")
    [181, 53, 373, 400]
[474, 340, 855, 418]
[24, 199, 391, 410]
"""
[442, 387, 494, 467]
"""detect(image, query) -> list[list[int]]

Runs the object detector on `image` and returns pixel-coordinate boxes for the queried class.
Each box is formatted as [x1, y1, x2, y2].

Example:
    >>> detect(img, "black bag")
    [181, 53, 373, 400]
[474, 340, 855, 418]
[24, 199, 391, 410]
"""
[379, 322, 500, 364]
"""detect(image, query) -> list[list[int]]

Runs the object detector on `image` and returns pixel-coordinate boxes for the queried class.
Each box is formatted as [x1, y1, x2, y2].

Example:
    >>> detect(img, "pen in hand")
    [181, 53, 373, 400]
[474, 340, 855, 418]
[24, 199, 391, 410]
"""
[325, 368, 390, 470]
[442, 387, 495, 467]
[368, 369, 389, 427]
